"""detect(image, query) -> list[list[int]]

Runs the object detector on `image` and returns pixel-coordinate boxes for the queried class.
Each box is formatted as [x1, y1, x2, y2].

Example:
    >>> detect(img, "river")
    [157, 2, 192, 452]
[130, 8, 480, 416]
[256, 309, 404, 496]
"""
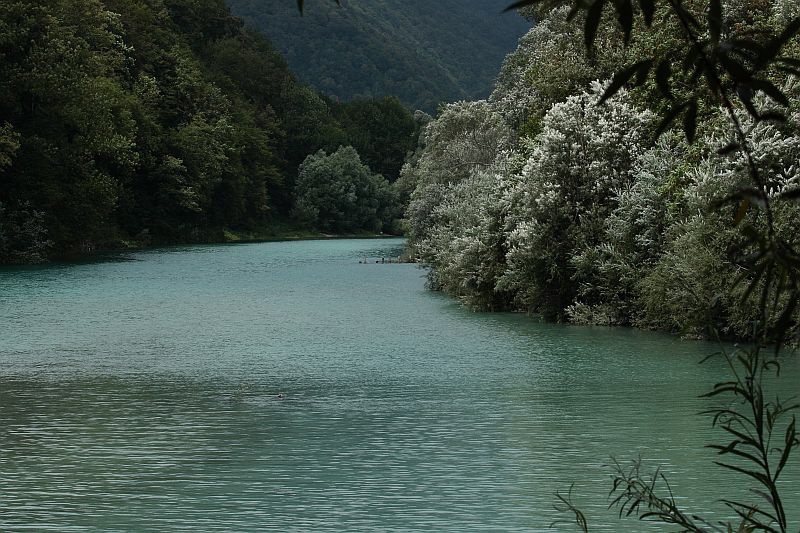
[1, 238, 798, 531]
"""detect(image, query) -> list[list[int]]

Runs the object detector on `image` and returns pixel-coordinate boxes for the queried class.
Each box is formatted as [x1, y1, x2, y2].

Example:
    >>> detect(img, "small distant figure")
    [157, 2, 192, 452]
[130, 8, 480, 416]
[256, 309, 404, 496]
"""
[381, 257, 385, 264]
[277, 393, 285, 400]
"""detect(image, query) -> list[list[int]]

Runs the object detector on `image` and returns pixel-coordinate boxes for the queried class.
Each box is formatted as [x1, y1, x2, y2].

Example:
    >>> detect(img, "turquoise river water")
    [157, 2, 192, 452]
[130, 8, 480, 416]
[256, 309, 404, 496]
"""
[1, 238, 798, 531]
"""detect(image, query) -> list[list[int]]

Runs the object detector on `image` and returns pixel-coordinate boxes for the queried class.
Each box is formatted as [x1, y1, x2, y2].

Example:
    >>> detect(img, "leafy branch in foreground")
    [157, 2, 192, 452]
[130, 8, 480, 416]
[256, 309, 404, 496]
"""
[505, 0, 800, 245]
[604, 343, 799, 532]
[608, 459, 707, 531]
[551, 323, 799, 531]
[702, 346, 800, 531]
[501, 0, 800, 530]
[553, 483, 590, 532]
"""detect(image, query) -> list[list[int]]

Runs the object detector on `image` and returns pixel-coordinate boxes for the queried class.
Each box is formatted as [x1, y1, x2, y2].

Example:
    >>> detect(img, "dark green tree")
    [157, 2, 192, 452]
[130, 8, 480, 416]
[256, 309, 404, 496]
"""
[293, 146, 399, 234]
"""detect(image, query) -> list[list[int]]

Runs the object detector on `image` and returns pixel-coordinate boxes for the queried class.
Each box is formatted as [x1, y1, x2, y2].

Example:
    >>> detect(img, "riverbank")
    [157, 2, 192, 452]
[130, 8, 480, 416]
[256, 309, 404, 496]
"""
[32, 223, 403, 265]
[39, 222, 401, 264]
[219, 225, 399, 245]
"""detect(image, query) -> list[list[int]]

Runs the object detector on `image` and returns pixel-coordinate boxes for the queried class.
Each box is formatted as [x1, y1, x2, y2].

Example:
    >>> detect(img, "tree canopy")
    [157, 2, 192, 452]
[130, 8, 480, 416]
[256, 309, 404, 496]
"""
[402, 0, 800, 341]
[0, 0, 413, 263]
[293, 146, 399, 234]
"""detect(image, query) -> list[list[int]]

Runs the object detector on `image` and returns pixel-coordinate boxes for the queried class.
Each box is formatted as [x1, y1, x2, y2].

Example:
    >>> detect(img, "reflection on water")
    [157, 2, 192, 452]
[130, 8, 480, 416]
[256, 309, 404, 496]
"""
[1, 238, 798, 531]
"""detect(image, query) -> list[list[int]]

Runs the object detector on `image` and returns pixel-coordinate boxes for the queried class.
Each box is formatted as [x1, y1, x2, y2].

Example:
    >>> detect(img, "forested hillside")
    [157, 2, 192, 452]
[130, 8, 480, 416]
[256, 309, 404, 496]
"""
[225, 0, 531, 112]
[0, 0, 417, 263]
[401, 0, 800, 340]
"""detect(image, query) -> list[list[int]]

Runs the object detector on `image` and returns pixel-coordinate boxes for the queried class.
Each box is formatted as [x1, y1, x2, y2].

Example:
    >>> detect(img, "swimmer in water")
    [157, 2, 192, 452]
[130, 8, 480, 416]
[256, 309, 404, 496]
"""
[277, 393, 284, 400]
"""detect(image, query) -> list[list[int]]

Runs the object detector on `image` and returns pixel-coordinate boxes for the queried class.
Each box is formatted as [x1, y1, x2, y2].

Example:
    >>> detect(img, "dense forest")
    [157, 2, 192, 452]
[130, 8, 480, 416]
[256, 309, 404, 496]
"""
[401, 0, 800, 340]
[3, 0, 798, 341]
[226, 0, 531, 112]
[0, 0, 418, 263]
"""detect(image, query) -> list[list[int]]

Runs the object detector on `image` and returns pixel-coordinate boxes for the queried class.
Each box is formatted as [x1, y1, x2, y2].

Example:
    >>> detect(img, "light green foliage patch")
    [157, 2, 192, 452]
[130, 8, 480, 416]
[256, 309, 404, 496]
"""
[403, 0, 800, 340]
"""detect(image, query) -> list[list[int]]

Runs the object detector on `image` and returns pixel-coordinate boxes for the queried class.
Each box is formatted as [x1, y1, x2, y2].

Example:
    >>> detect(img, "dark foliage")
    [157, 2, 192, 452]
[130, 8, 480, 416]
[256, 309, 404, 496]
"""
[330, 96, 419, 182]
[227, 0, 531, 112]
[0, 0, 415, 262]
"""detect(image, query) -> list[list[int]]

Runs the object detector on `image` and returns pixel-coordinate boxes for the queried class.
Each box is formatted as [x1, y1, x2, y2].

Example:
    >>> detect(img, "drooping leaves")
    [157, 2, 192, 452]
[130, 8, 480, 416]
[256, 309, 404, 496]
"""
[505, 0, 800, 144]
[600, 60, 651, 103]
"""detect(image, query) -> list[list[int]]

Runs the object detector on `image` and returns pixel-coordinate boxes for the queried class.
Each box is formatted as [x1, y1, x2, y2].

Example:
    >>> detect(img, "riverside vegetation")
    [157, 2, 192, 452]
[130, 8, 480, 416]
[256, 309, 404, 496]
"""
[0, 0, 422, 263]
[401, 0, 800, 342]
[489, 0, 800, 530]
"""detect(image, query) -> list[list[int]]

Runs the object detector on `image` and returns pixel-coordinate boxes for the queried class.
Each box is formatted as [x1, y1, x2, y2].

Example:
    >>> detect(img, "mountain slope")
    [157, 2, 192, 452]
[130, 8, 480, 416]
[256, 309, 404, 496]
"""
[226, 0, 531, 112]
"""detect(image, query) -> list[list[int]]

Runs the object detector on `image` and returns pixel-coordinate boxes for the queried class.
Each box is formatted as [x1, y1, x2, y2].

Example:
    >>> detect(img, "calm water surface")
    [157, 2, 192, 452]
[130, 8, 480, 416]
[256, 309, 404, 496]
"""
[1, 238, 798, 531]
